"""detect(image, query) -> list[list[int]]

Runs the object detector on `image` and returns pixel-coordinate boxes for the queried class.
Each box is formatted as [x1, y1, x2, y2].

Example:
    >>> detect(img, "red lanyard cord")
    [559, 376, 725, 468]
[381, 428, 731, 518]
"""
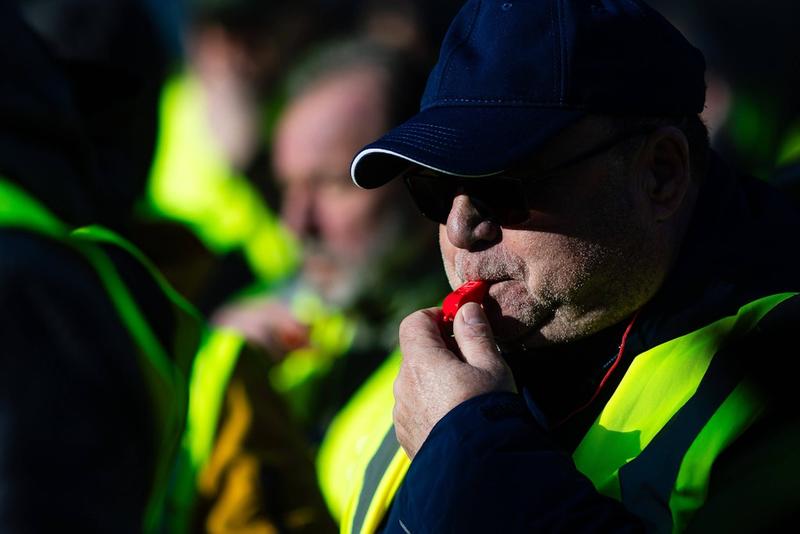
[555, 309, 641, 428]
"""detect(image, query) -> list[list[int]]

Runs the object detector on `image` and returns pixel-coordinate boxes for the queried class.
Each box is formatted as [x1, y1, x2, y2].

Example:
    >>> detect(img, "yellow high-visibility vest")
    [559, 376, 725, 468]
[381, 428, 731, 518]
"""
[335, 292, 796, 534]
[146, 72, 299, 285]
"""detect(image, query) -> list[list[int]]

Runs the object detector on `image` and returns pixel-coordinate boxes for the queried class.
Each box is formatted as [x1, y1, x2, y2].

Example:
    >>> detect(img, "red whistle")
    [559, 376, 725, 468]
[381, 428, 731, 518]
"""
[442, 280, 488, 322]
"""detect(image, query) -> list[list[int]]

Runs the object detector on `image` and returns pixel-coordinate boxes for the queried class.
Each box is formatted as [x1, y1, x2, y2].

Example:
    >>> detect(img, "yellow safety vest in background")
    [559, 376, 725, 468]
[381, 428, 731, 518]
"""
[146, 72, 299, 285]
[316, 348, 403, 522]
[268, 288, 358, 423]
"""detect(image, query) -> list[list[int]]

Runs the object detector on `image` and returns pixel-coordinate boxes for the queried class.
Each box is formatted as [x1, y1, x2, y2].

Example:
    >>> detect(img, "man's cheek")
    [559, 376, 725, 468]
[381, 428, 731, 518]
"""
[440, 255, 459, 290]
[438, 228, 459, 288]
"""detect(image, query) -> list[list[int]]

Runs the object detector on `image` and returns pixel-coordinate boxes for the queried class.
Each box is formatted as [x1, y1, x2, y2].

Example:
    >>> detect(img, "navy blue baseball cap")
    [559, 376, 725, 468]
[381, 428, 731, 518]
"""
[351, 0, 706, 188]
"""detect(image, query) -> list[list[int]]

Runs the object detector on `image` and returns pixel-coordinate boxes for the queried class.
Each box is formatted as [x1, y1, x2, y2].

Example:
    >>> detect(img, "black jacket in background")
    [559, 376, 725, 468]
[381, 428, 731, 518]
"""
[0, 5, 173, 530]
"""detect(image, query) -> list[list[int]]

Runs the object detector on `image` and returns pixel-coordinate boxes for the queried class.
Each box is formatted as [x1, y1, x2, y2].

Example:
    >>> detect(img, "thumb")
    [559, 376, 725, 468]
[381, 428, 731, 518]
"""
[453, 302, 503, 371]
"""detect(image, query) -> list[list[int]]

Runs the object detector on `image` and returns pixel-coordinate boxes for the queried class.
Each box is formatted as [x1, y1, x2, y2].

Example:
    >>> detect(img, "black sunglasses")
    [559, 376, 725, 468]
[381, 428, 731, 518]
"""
[402, 129, 653, 226]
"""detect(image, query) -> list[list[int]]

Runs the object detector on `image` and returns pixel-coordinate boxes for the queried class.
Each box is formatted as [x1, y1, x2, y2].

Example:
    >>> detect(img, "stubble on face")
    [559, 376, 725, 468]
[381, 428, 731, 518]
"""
[440, 151, 665, 351]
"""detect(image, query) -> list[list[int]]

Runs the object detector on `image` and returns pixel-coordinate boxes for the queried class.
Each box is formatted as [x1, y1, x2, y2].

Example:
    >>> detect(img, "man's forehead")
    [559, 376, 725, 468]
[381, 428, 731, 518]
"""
[275, 69, 391, 183]
[527, 116, 613, 165]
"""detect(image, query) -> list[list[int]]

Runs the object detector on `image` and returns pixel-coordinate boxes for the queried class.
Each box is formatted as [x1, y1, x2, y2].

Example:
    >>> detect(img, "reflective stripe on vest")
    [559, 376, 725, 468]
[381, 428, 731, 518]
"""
[317, 348, 403, 522]
[343, 428, 409, 534]
[341, 292, 796, 534]
[574, 292, 794, 532]
[0, 179, 208, 532]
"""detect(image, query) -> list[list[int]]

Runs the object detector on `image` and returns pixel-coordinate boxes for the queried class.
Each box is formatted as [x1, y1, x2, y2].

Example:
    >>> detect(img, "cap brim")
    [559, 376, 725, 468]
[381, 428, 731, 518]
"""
[351, 105, 586, 188]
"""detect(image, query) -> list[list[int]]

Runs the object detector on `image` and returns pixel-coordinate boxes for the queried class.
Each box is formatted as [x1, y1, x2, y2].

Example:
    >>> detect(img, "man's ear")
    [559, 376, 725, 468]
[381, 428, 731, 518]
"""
[636, 126, 691, 222]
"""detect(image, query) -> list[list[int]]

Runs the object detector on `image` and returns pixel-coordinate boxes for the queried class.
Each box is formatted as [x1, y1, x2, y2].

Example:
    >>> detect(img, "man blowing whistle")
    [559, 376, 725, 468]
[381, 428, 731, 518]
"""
[343, 0, 800, 532]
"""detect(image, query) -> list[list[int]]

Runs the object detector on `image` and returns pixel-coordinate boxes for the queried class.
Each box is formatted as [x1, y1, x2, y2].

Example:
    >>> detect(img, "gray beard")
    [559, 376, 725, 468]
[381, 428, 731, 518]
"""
[301, 207, 410, 308]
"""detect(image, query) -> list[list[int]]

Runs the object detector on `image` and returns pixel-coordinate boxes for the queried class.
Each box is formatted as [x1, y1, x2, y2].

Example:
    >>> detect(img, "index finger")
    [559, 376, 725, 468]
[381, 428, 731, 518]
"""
[398, 307, 461, 364]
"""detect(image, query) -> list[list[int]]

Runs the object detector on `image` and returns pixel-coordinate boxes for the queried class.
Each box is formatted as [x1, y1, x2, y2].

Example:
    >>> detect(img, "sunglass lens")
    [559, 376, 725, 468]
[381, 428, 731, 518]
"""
[404, 174, 455, 224]
[404, 173, 531, 226]
[468, 180, 529, 226]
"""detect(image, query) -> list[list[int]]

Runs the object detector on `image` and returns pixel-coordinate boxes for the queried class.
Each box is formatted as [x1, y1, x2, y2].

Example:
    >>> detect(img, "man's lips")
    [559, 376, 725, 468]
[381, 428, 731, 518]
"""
[484, 278, 514, 289]
[459, 277, 513, 292]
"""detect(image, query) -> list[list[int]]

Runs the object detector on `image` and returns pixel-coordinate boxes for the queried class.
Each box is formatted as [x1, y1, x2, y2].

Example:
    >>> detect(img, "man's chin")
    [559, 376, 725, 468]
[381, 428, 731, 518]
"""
[491, 313, 605, 352]
[492, 322, 549, 352]
[482, 301, 555, 351]
[486, 315, 538, 349]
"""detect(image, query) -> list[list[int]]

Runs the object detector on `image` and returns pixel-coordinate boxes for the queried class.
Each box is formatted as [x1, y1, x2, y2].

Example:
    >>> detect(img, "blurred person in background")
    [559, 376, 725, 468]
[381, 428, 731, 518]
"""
[1, 0, 190, 529]
[211, 41, 450, 524]
[192, 5, 462, 524]
[17, 0, 175, 233]
[213, 40, 448, 446]
[151, 3, 465, 530]
[1, 1, 333, 532]
[141, 0, 466, 314]
[140, 0, 346, 314]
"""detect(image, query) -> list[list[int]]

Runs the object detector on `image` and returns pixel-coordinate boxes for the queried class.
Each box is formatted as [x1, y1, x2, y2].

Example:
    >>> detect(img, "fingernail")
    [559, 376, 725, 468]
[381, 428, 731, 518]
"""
[460, 302, 484, 325]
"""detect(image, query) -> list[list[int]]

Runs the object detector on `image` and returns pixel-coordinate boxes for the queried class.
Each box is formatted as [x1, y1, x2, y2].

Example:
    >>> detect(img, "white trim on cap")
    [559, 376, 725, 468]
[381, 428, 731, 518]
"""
[350, 147, 504, 189]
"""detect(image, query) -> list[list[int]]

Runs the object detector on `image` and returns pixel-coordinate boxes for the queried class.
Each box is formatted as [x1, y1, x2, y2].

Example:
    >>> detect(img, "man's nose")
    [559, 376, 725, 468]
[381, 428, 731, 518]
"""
[445, 193, 501, 250]
[282, 187, 320, 239]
